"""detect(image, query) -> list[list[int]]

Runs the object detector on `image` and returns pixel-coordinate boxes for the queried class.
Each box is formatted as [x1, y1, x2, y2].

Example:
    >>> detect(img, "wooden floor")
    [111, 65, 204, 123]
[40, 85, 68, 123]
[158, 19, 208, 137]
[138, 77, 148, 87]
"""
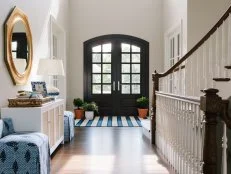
[51, 127, 171, 174]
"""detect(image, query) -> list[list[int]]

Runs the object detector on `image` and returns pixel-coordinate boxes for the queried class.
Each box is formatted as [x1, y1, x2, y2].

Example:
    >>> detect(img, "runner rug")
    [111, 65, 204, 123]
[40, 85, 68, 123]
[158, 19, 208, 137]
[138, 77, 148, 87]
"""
[75, 116, 142, 127]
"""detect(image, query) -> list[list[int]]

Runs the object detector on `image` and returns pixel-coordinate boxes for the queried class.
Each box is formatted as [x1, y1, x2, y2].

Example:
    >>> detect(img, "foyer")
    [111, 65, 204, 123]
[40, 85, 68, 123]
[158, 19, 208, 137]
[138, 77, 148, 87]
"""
[0, 0, 231, 174]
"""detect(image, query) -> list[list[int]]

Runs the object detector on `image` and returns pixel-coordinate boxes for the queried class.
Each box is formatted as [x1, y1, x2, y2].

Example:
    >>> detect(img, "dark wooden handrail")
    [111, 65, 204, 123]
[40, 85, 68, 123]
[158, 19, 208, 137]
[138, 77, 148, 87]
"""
[156, 5, 231, 78]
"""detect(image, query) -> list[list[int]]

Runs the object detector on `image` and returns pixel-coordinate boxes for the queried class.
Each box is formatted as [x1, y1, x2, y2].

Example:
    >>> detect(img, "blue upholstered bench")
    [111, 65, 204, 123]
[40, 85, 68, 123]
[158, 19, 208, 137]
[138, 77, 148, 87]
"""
[64, 111, 75, 142]
[0, 118, 50, 174]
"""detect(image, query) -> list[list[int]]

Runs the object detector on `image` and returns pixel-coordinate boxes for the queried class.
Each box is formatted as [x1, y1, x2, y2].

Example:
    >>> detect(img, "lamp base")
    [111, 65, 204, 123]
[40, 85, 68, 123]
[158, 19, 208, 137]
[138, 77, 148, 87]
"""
[47, 95, 59, 101]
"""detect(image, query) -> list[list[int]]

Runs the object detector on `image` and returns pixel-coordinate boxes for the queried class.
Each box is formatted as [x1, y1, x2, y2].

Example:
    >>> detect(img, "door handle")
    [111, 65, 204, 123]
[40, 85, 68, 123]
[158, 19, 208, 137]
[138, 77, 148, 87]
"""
[113, 81, 115, 91]
[118, 81, 120, 91]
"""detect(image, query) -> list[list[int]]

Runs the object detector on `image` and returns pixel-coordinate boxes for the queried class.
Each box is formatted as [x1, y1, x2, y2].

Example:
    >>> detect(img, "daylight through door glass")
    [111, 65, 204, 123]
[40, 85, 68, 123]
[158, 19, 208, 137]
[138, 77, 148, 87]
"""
[92, 44, 112, 94]
[121, 43, 141, 94]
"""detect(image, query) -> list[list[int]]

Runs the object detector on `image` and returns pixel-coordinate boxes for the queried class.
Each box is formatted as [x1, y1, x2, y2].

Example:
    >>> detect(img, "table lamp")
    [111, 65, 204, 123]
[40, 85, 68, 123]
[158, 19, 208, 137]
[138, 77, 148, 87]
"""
[37, 59, 65, 98]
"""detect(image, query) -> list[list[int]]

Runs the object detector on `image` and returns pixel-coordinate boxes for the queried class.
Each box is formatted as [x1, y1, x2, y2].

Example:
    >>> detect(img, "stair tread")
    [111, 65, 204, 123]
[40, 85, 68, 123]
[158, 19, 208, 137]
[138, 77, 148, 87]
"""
[225, 65, 231, 69]
[213, 78, 231, 82]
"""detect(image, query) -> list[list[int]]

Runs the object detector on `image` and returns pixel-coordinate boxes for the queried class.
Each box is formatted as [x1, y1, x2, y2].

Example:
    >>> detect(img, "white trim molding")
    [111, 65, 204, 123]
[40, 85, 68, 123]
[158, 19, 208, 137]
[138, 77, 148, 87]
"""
[164, 20, 183, 70]
[50, 15, 67, 103]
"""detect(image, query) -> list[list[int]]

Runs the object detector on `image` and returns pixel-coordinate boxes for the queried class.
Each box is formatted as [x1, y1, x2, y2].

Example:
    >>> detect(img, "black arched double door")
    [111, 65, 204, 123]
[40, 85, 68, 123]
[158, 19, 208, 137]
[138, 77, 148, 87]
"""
[84, 35, 149, 116]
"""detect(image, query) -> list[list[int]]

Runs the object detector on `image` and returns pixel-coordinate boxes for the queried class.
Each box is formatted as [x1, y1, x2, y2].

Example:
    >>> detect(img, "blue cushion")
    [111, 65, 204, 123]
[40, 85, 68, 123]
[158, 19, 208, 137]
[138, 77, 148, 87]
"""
[2, 118, 15, 137]
[0, 120, 3, 138]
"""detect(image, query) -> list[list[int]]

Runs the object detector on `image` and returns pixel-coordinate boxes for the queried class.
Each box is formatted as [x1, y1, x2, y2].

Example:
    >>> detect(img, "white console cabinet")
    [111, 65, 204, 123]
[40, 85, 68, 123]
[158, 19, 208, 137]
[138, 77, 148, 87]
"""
[1, 99, 64, 154]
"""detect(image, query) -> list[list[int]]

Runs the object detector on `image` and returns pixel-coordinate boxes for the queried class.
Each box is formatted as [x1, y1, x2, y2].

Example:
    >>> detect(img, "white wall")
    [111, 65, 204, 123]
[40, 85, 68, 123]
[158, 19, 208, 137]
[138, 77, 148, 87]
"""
[0, 0, 69, 110]
[68, 0, 163, 109]
[188, 0, 231, 50]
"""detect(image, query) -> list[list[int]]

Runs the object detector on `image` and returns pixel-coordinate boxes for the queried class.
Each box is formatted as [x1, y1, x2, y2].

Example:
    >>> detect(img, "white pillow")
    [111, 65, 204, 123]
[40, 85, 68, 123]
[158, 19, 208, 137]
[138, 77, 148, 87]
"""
[0, 120, 3, 138]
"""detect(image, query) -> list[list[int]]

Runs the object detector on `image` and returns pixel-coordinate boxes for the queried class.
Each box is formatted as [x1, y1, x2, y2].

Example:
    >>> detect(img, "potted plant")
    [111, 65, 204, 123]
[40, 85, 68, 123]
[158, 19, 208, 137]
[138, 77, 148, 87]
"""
[73, 98, 84, 119]
[83, 102, 98, 120]
[136, 96, 149, 118]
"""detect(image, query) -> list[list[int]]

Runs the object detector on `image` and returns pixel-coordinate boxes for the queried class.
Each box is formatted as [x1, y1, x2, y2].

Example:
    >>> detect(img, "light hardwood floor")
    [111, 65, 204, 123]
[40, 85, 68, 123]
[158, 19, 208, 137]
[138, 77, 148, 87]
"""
[51, 127, 171, 174]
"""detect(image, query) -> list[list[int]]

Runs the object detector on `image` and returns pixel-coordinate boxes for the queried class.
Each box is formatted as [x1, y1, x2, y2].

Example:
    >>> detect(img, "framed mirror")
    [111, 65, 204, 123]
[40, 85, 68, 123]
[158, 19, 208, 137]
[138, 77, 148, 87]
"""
[5, 7, 33, 85]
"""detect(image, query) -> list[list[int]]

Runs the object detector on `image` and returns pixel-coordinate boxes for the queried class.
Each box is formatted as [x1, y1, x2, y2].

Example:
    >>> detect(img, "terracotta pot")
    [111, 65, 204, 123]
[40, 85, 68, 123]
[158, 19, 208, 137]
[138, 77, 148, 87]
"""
[138, 108, 148, 118]
[74, 109, 84, 119]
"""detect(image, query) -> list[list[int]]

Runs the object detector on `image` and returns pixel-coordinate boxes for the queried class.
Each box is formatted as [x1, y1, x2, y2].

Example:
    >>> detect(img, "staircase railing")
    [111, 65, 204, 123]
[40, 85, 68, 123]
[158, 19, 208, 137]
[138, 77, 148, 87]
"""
[152, 5, 231, 174]
[156, 92, 203, 173]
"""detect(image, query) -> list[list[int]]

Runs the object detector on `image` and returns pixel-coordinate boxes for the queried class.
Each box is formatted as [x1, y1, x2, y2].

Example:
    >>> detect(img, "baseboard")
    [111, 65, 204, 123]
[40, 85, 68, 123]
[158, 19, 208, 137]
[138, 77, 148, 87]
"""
[50, 136, 64, 155]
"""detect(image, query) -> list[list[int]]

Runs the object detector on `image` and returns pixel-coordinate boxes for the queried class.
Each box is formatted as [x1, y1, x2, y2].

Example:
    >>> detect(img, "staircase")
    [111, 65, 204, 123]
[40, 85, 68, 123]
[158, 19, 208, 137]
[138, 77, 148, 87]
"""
[151, 5, 231, 174]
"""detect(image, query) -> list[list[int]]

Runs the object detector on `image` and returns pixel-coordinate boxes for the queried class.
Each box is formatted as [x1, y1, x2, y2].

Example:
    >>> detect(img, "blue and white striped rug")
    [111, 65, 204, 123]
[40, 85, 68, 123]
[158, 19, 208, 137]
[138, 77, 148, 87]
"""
[75, 116, 142, 127]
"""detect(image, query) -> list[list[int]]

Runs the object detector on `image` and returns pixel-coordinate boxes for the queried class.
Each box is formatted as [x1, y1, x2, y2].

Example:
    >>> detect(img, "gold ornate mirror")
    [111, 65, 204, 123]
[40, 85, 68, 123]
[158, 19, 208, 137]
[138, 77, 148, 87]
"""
[5, 7, 33, 85]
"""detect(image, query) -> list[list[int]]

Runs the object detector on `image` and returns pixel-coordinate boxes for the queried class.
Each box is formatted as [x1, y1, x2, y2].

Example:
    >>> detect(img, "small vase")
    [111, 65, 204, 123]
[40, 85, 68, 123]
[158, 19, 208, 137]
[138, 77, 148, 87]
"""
[138, 108, 148, 119]
[85, 111, 94, 120]
[74, 109, 84, 119]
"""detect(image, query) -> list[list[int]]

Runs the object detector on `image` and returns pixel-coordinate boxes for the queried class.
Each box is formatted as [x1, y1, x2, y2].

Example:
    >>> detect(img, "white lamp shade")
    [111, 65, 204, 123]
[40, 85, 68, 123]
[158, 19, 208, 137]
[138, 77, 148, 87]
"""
[37, 59, 65, 76]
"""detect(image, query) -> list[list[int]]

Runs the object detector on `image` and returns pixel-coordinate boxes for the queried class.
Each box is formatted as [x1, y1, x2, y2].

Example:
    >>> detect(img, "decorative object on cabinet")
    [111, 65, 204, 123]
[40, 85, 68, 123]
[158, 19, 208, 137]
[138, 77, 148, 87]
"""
[0, 118, 50, 174]
[1, 99, 65, 154]
[47, 86, 60, 98]
[17, 90, 43, 99]
[73, 98, 84, 119]
[31, 81, 48, 97]
[4, 7, 33, 85]
[136, 96, 149, 119]
[17, 90, 32, 98]
[37, 59, 65, 99]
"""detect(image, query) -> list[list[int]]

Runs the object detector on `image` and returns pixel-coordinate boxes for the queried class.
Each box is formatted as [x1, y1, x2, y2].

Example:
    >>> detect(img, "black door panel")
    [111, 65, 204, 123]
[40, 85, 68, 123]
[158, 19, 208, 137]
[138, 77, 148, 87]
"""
[84, 35, 149, 116]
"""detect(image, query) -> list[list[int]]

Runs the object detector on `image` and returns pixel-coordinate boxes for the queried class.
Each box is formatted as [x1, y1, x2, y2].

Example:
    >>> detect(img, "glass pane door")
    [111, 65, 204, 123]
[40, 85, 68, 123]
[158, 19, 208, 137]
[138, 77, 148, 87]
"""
[121, 43, 141, 94]
[84, 35, 149, 116]
[92, 43, 112, 94]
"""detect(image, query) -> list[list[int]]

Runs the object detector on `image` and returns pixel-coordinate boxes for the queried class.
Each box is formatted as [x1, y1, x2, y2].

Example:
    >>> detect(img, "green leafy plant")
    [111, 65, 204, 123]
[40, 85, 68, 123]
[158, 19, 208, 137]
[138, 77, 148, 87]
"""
[73, 98, 84, 109]
[136, 96, 149, 109]
[83, 102, 98, 112]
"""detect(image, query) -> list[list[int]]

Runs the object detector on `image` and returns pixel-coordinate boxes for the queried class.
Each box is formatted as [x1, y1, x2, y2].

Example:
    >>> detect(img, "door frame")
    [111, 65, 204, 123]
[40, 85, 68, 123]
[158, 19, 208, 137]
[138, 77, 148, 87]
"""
[164, 20, 183, 94]
[84, 34, 149, 115]
[164, 20, 183, 70]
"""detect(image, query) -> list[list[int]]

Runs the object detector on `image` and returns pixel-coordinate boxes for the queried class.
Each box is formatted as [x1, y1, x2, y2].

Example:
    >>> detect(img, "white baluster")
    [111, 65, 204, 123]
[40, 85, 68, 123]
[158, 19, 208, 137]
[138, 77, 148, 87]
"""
[222, 123, 227, 174]
[216, 27, 222, 77]
[191, 54, 196, 96]
[192, 104, 197, 174]
[178, 69, 181, 95]
[203, 43, 208, 89]
[197, 105, 202, 174]
[228, 14, 231, 73]
[198, 47, 204, 93]
[222, 19, 228, 77]
[196, 50, 200, 94]
[208, 35, 214, 88]
[200, 111, 205, 173]
[179, 101, 183, 174]
[184, 102, 188, 173]
[182, 66, 186, 96]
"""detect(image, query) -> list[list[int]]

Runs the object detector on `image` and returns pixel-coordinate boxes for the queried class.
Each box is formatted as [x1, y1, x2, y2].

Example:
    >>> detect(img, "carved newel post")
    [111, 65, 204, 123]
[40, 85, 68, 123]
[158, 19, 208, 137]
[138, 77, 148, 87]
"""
[151, 71, 160, 145]
[200, 88, 223, 174]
